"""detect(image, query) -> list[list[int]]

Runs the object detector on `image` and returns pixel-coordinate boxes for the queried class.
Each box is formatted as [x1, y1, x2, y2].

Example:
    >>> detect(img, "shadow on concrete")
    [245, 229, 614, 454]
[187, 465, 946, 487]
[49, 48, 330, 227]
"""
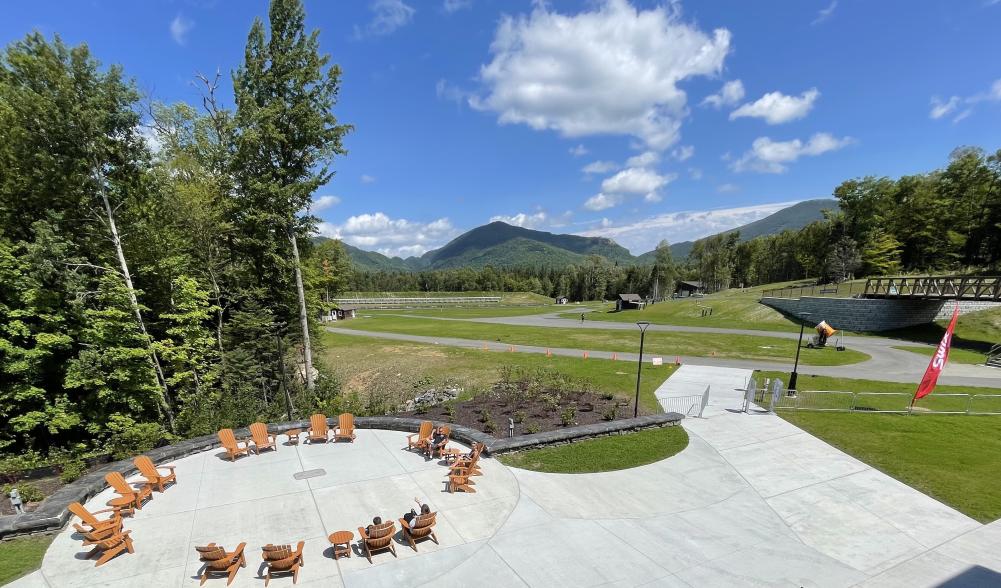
[935, 565, 1001, 587]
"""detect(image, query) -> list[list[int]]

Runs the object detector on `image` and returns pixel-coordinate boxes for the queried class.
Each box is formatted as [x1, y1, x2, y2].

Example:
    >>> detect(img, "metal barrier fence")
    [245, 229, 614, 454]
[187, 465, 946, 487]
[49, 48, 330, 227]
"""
[660, 394, 705, 417]
[760, 281, 863, 299]
[761, 389, 1001, 415]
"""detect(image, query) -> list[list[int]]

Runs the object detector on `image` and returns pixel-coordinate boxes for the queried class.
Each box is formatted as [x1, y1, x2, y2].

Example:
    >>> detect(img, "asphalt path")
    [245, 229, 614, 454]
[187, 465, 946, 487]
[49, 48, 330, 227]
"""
[328, 311, 1001, 388]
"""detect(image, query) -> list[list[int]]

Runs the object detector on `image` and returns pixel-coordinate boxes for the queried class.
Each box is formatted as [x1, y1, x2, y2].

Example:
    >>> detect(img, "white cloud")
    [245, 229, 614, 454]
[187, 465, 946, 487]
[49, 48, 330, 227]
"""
[355, 0, 415, 38]
[601, 167, 671, 195]
[360, 174, 377, 184]
[311, 195, 341, 212]
[584, 193, 624, 211]
[490, 211, 548, 228]
[730, 88, 820, 124]
[170, 15, 194, 46]
[443, 0, 471, 13]
[812, 1, 838, 25]
[716, 183, 739, 193]
[436, 79, 469, 105]
[671, 145, 694, 161]
[582, 160, 619, 174]
[626, 151, 660, 167]
[472, 0, 731, 151]
[701, 80, 744, 108]
[569, 144, 589, 157]
[318, 212, 459, 257]
[137, 125, 162, 154]
[732, 132, 853, 174]
[688, 167, 703, 180]
[576, 201, 798, 253]
[929, 96, 960, 119]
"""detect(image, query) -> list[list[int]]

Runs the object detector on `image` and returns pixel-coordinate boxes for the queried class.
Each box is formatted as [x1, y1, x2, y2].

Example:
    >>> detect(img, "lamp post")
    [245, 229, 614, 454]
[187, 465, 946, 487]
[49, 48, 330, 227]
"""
[634, 321, 651, 418]
[788, 312, 812, 393]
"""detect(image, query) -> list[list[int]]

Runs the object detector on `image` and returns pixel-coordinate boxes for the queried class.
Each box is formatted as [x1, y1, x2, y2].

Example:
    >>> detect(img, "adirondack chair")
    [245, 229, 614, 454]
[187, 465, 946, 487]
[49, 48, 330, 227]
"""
[105, 471, 152, 514]
[447, 469, 476, 494]
[249, 422, 278, 454]
[79, 519, 124, 546]
[84, 529, 134, 567]
[308, 414, 330, 443]
[334, 413, 356, 443]
[134, 455, 177, 492]
[261, 541, 305, 586]
[428, 426, 451, 459]
[406, 421, 433, 452]
[357, 520, 397, 563]
[218, 428, 252, 461]
[67, 502, 121, 534]
[450, 442, 484, 476]
[400, 512, 439, 551]
[197, 543, 246, 586]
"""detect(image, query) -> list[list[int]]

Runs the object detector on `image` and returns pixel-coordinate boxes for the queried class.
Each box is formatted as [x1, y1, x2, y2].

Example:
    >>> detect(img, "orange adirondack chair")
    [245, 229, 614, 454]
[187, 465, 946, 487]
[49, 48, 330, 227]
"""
[450, 442, 484, 476]
[406, 421, 433, 452]
[428, 426, 451, 459]
[261, 541, 305, 586]
[84, 529, 134, 567]
[67, 502, 121, 534]
[134, 455, 177, 492]
[218, 428, 252, 461]
[308, 414, 330, 443]
[334, 413, 356, 443]
[400, 512, 439, 551]
[105, 471, 152, 513]
[357, 520, 397, 563]
[79, 519, 124, 546]
[197, 543, 246, 585]
[249, 422, 278, 453]
[447, 469, 476, 494]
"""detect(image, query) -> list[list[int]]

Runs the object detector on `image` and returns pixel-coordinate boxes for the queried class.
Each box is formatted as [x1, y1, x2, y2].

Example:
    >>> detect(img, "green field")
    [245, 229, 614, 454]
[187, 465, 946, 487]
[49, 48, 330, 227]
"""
[368, 305, 574, 319]
[498, 426, 689, 473]
[339, 290, 554, 305]
[886, 306, 1001, 353]
[331, 315, 869, 366]
[321, 331, 674, 414]
[754, 370, 1001, 522]
[891, 345, 986, 365]
[0, 534, 52, 585]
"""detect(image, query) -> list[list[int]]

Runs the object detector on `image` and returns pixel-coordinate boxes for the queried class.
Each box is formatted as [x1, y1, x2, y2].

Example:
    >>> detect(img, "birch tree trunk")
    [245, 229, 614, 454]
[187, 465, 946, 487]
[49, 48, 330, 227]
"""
[289, 230, 314, 392]
[97, 176, 177, 432]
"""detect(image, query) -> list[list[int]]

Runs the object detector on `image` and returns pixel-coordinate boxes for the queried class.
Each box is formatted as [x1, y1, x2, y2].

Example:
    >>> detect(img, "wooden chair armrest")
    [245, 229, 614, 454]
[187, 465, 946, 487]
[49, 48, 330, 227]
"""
[232, 542, 246, 557]
[399, 518, 411, 531]
[91, 507, 118, 515]
[357, 527, 368, 539]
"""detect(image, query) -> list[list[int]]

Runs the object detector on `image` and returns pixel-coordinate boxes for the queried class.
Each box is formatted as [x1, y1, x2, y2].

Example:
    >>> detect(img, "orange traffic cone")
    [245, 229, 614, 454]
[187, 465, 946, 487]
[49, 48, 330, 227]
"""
[546, 348, 552, 357]
[583, 351, 589, 359]
[612, 352, 618, 361]
[675, 355, 681, 365]
[509, 345, 516, 353]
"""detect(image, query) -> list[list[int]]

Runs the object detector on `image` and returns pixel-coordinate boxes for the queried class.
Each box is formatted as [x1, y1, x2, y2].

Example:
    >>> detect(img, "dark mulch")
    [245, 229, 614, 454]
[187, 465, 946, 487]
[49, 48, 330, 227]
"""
[395, 388, 646, 439]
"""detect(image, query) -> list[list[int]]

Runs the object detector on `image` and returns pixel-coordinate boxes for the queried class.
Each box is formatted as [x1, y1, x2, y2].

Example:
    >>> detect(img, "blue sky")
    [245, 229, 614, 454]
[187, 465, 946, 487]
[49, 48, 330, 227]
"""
[5, 0, 1001, 256]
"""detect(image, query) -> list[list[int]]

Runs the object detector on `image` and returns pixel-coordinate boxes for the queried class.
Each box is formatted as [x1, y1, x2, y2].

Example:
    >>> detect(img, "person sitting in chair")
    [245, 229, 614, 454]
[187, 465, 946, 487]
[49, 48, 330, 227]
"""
[428, 427, 447, 457]
[403, 498, 430, 527]
[366, 516, 382, 535]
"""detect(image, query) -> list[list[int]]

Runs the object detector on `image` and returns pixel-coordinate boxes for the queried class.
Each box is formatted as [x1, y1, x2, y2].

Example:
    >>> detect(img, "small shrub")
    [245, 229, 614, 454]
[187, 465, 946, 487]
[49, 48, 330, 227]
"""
[443, 402, 456, 421]
[106, 417, 176, 460]
[541, 393, 560, 413]
[525, 422, 541, 434]
[478, 409, 492, 424]
[560, 406, 577, 427]
[59, 459, 88, 484]
[512, 410, 527, 424]
[483, 419, 496, 434]
[602, 405, 619, 421]
[4, 482, 45, 503]
[600, 392, 615, 401]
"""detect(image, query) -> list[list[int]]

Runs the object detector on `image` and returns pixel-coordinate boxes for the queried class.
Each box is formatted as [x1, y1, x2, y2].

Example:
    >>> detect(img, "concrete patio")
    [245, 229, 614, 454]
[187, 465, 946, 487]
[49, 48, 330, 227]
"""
[9, 364, 1001, 587]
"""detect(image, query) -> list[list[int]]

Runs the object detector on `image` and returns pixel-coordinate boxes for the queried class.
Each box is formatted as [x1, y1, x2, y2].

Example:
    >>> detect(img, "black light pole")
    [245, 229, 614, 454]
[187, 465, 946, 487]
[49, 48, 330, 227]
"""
[788, 312, 812, 392]
[634, 321, 651, 417]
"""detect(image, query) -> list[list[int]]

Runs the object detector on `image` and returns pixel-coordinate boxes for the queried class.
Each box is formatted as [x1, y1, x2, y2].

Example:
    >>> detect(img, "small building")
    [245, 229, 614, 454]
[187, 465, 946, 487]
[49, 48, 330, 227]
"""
[615, 293, 645, 311]
[674, 280, 705, 298]
[555, 296, 569, 305]
[320, 305, 357, 322]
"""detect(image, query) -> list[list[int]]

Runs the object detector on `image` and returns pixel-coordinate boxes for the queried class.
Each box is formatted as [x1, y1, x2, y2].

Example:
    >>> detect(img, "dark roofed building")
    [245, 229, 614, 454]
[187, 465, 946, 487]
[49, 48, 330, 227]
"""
[675, 280, 705, 297]
[616, 293, 645, 311]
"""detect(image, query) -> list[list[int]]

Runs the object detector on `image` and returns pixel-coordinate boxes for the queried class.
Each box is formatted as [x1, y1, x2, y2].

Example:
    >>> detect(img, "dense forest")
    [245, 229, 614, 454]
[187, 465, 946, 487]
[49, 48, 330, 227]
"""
[0, 0, 356, 463]
[347, 146, 1001, 299]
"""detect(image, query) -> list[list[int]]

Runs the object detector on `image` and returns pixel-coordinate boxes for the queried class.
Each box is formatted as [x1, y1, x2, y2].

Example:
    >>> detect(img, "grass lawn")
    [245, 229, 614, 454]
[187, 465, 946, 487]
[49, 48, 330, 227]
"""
[891, 345, 986, 365]
[320, 331, 674, 414]
[340, 290, 554, 305]
[881, 307, 1001, 353]
[497, 426, 689, 473]
[0, 534, 53, 585]
[779, 412, 1001, 523]
[332, 315, 869, 366]
[367, 305, 581, 319]
[753, 370, 1001, 522]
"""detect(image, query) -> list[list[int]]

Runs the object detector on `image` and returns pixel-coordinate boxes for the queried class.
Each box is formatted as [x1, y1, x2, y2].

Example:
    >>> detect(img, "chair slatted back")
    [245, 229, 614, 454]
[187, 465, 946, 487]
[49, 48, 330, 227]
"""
[105, 472, 134, 496]
[196, 545, 226, 561]
[68, 502, 99, 526]
[218, 428, 238, 450]
[310, 414, 328, 435]
[410, 512, 436, 538]
[418, 420, 433, 441]
[338, 413, 354, 432]
[134, 456, 158, 479]
[249, 422, 270, 446]
[366, 521, 396, 548]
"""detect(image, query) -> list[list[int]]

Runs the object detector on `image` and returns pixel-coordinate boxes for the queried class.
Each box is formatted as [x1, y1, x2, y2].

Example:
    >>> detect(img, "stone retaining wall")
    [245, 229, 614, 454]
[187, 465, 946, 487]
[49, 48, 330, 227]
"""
[0, 412, 682, 539]
[760, 296, 1001, 332]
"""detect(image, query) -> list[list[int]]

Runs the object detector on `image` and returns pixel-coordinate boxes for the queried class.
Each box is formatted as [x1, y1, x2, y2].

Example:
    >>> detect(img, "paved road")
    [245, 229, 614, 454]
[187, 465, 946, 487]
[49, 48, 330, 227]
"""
[329, 312, 1001, 388]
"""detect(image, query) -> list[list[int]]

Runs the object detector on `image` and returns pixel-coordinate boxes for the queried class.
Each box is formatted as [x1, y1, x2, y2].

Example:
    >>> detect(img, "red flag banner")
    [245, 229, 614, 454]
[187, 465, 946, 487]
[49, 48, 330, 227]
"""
[913, 303, 960, 403]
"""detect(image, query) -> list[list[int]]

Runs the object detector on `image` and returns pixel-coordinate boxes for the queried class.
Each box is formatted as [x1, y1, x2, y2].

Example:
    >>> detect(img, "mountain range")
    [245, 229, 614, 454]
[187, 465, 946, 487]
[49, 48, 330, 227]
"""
[326, 198, 838, 271]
